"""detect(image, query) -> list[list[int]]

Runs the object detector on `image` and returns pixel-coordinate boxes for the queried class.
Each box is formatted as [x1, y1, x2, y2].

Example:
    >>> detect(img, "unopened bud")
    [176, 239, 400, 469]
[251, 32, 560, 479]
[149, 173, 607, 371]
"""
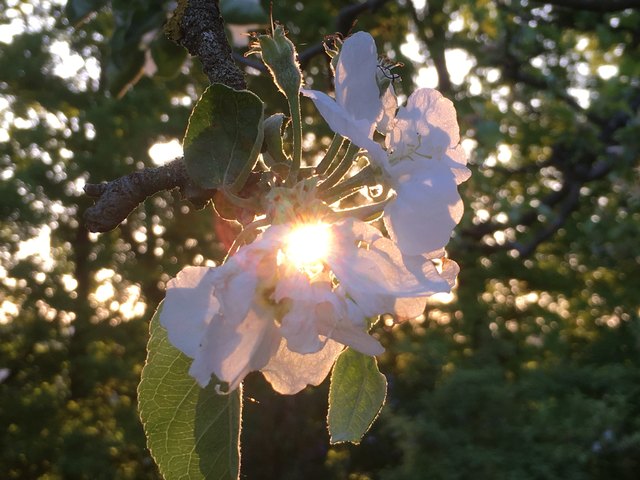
[250, 24, 301, 100]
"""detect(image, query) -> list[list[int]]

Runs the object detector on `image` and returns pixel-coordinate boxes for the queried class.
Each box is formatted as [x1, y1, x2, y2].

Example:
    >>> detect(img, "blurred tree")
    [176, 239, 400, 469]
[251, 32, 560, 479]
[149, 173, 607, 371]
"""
[0, 0, 638, 479]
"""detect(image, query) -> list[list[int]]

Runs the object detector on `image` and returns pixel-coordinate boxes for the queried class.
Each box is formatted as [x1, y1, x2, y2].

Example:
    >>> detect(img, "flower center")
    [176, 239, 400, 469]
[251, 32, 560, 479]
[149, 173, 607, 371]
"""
[282, 223, 332, 276]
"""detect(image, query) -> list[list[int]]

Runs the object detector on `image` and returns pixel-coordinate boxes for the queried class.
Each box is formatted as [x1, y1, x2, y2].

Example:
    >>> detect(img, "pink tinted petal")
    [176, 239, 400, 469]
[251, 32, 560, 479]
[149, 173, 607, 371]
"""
[391, 258, 461, 321]
[261, 338, 344, 394]
[276, 278, 339, 354]
[315, 297, 384, 356]
[393, 297, 428, 321]
[189, 307, 280, 390]
[334, 32, 382, 126]
[279, 300, 330, 354]
[445, 145, 472, 184]
[439, 258, 460, 289]
[215, 266, 259, 326]
[160, 266, 218, 359]
[319, 317, 384, 356]
[401, 254, 453, 294]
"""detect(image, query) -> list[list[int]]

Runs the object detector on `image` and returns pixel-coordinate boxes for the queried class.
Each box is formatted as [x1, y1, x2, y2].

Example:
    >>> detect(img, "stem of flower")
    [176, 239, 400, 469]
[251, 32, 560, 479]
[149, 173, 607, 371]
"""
[331, 196, 393, 223]
[224, 217, 269, 262]
[221, 185, 260, 211]
[320, 166, 377, 204]
[286, 95, 302, 186]
[318, 142, 360, 192]
[315, 133, 344, 176]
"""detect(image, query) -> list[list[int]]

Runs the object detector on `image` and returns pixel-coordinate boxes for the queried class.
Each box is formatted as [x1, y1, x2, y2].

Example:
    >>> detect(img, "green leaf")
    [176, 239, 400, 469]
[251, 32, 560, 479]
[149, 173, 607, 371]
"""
[327, 348, 387, 444]
[183, 84, 264, 191]
[138, 304, 242, 480]
[220, 0, 268, 24]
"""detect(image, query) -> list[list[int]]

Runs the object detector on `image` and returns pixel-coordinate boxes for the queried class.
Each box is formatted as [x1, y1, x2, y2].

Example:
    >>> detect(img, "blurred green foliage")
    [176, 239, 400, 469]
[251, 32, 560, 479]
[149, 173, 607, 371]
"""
[0, 0, 638, 479]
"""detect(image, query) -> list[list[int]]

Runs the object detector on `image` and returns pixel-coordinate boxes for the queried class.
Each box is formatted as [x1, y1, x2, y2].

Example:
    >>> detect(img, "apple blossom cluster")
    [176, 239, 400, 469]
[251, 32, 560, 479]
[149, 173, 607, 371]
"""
[160, 30, 470, 395]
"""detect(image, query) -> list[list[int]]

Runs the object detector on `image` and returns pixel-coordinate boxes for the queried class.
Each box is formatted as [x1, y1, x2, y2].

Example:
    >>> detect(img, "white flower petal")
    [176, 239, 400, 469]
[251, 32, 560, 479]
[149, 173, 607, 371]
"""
[334, 31, 382, 126]
[446, 145, 472, 184]
[301, 89, 385, 162]
[377, 85, 398, 134]
[190, 306, 281, 389]
[393, 297, 428, 320]
[261, 338, 344, 395]
[160, 266, 219, 359]
[328, 219, 449, 316]
[215, 265, 260, 325]
[314, 295, 385, 355]
[397, 88, 460, 148]
[384, 163, 464, 256]
[279, 302, 326, 354]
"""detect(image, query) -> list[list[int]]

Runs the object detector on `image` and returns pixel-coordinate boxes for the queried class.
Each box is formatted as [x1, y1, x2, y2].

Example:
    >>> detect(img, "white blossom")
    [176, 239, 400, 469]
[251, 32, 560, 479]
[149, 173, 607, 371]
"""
[301, 31, 387, 163]
[384, 88, 471, 256]
[160, 217, 452, 394]
[303, 31, 471, 257]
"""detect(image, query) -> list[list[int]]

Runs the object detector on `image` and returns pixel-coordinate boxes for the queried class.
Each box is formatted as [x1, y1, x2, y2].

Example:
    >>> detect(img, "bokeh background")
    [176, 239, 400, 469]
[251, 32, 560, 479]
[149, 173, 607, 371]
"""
[1, 0, 639, 478]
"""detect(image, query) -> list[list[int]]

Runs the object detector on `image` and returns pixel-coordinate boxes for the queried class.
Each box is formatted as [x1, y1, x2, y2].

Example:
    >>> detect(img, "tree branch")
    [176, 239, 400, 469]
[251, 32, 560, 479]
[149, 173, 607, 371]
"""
[84, 0, 243, 232]
[168, 0, 246, 89]
[84, 159, 213, 232]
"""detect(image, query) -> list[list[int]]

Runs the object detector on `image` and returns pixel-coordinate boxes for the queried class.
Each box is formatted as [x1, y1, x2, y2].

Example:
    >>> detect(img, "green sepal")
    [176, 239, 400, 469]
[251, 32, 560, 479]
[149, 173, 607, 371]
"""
[253, 24, 302, 101]
[138, 303, 242, 480]
[327, 348, 387, 444]
[183, 84, 265, 191]
[262, 113, 289, 166]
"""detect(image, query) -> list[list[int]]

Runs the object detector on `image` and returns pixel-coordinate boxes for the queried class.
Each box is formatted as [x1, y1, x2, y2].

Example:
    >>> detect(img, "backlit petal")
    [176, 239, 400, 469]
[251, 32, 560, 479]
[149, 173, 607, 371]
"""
[261, 338, 344, 394]
[334, 31, 382, 126]
[160, 266, 219, 359]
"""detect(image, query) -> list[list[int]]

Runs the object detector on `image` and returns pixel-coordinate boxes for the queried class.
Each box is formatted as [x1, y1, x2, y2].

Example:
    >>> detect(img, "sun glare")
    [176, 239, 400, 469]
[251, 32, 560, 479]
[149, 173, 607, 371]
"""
[282, 223, 332, 276]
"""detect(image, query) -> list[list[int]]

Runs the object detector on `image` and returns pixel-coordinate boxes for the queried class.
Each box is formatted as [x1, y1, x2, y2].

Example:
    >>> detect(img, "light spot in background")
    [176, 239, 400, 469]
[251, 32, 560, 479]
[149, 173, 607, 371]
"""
[416, 67, 438, 88]
[17, 226, 54, 271]
[567, 87, 591, 108]
[0, 301, 19, 324]
[497, 144, 512, 164]
[576, 36, 590, 51]
[445, 49, 475, 85]
[412, 49, 475, 89]
[49, 41, 85, 79]
[597, 65, 618, 80]
[400, 33, 426, 63]
[148, 139, 183, 166]
[448, 11, 465, 32]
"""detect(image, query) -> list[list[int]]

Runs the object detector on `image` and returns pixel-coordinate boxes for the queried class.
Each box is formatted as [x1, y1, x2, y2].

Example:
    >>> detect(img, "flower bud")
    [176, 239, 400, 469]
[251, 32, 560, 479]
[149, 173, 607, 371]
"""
[250, 24, 302, 100]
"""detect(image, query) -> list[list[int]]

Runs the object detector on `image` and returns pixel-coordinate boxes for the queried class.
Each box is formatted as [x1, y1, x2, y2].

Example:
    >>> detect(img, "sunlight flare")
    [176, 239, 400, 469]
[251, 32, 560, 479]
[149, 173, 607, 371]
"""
[281, 222, 332, 276]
